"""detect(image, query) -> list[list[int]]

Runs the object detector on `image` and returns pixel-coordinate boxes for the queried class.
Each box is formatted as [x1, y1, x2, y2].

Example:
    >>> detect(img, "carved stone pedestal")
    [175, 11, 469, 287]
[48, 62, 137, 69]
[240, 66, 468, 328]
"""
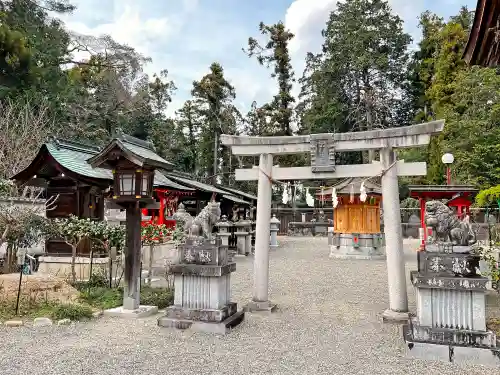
[158, 237, 244, 334]
[405, 243, 498, 355]
[329, 233, 385, 260]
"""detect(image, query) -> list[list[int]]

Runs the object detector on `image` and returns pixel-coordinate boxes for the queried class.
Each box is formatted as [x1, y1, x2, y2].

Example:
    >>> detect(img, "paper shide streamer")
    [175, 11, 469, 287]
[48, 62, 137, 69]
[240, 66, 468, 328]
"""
[332, 187, 338, 208]
[305, 188, 314, 207]
[360, 181, 367, 202]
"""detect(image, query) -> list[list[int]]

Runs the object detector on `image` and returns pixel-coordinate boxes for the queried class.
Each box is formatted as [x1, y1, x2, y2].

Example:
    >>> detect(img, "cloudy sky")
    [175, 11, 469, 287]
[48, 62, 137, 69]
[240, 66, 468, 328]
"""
[59, 0, 477, 117]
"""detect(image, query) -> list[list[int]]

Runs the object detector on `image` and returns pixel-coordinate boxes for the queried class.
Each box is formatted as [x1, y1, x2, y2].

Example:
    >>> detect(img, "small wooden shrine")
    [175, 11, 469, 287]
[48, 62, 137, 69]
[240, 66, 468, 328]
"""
[317, 178, 385, 260]
[316, 178, 382, 234]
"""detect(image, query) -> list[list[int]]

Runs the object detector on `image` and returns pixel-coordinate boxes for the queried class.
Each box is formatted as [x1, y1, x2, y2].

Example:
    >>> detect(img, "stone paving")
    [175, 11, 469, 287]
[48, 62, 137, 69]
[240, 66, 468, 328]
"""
[0, 237, 492, 374]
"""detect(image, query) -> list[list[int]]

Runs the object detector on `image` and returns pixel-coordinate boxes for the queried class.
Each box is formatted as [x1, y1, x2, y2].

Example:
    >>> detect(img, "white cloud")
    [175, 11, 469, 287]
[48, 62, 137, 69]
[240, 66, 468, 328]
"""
[57, 0, 449, 123]
[182, 0, 199, 12]
[285, 0, 337, 56]
[60, 2, 182, 77]
[65, 5, 173, 56]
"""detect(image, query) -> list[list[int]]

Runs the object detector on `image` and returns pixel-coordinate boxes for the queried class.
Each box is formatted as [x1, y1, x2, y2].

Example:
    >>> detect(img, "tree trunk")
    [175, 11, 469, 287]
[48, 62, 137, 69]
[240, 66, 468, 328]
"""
[6, 243, 13, 273]
[0, 225, 9, 247]
[71, 244, 77, 283]
[365, 88, 375, 164]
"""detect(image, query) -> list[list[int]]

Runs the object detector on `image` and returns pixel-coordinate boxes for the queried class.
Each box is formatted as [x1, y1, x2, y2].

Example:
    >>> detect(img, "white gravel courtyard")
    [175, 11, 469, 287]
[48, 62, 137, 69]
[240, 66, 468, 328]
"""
[0, 237, 491, 374]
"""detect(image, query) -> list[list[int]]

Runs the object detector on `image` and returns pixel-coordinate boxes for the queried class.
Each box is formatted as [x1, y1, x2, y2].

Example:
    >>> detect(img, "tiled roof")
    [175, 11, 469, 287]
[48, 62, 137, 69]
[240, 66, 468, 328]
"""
[117, 132, 174, 168]
[155, 171, 194, 190]
[14, 136, 250, 201]
[216, 185, 257, 201]
[222, 194, 249, 205]
[46, 142, 111, 180]
[166, 174, 230, 195]
[88, 131, 174, 170]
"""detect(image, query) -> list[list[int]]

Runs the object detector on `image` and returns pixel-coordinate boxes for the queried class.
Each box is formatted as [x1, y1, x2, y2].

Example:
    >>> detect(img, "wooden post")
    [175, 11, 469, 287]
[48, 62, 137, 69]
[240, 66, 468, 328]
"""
[123, 203, 141, 310]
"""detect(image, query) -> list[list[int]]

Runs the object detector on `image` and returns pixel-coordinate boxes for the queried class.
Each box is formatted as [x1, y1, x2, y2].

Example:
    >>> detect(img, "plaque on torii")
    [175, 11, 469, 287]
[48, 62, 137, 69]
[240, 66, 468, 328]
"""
[310, 134, 335, 172]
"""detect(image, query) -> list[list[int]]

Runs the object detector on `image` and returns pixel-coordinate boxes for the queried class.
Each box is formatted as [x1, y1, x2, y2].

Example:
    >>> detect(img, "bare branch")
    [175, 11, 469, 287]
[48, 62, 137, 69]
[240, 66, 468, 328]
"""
[0, 98, 53, 179]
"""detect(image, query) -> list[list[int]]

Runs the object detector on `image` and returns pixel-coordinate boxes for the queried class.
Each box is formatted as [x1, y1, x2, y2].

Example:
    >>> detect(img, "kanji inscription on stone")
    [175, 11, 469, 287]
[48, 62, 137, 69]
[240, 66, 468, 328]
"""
[310, 134, 335, 172]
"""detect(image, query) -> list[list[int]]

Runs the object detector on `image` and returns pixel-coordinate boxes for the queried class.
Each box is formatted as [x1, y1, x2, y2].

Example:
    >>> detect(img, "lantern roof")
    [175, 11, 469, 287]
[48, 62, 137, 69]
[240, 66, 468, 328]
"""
[88, 129, 174, 170]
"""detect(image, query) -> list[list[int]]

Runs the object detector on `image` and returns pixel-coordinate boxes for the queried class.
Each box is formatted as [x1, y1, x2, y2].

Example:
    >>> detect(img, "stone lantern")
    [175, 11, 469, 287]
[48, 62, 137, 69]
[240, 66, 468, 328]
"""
[269, 214, 280, 248]
[88, 131, 173, 316]
[216, 215, 233, 259]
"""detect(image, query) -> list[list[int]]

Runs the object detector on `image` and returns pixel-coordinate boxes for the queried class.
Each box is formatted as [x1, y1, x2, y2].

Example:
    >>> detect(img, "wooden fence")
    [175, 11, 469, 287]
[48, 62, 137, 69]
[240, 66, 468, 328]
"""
[269, 207, 500, 239]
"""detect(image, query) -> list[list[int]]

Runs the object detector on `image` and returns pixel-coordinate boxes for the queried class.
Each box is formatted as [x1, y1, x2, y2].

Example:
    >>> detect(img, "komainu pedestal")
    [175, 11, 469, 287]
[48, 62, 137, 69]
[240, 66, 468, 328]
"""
[404, 201, 499, 363]
[157, 237, 245, 334]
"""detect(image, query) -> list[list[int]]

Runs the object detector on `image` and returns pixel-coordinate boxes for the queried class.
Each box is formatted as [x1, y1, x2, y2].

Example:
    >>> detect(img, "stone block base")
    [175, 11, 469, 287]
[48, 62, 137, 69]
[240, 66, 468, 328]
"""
[329, 246, 386, 260]
[165, 302, 237, 322]
[404, 318, 497, 347]
[382, 309, 410, 324]
[243, 300, 277, 314]
[405, 341, 500, 366]
[103, 305, 158, 318]
[329, 233, 385, 260]
[158, 310, 245, 335]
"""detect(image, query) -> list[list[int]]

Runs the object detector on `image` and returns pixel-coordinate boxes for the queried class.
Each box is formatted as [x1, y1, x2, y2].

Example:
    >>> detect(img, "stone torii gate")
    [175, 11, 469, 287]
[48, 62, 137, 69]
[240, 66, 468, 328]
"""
[221, 120, 444, 322]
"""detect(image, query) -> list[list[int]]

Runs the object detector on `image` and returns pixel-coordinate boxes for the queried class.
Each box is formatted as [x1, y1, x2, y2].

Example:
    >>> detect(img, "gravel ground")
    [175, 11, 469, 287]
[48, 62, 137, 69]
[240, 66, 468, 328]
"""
[0, 237, 492, 375]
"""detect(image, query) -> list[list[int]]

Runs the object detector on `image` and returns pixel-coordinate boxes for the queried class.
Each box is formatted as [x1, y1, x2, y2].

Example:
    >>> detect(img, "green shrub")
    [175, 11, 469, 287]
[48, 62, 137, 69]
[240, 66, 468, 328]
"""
[77, 284, 173, 310]
[50, 303, 94, 321]
[140, 287, 173, 309]
[71, 272, 109, 291]
[78, 287, 123, 310]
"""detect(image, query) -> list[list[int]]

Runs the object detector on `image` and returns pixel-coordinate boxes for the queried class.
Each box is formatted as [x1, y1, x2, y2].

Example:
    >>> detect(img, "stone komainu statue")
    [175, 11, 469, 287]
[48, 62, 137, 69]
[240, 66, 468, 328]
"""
[424, 200, 476, 246]
[184, 198, 221, 239]
[172, 203, 193, 231]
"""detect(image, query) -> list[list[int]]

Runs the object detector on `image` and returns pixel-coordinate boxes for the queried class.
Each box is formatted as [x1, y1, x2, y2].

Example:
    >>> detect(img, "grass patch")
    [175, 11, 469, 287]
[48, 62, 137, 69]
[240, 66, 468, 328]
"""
[77, 286, 174, 310]
[140, 286, 174, 309]
[0, 272, 174, 322]
[78, 287, 123, 310]
[0, 299, 94, 322]
[74, 274, 174, 310]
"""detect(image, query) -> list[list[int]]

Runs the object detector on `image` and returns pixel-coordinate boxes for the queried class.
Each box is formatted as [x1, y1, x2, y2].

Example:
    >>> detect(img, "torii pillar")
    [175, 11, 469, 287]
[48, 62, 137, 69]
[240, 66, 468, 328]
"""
[221, 120, 444, 321]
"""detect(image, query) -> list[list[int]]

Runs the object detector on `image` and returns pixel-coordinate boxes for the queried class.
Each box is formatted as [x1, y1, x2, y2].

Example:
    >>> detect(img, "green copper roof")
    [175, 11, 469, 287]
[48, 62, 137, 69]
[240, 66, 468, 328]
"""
[22, 139, 187, 191]
[122, 139, 173, 167]
[46, 142, 111, 180]
[14, 136, 246, 198]
[88, 131, 173, 170]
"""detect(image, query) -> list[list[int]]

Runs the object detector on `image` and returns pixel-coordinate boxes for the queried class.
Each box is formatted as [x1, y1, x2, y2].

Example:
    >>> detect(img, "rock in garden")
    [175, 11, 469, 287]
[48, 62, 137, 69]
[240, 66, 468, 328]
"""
[57, 318, 71, 326]
[4, 320, 23, 327]
[33, 317, 53, 327]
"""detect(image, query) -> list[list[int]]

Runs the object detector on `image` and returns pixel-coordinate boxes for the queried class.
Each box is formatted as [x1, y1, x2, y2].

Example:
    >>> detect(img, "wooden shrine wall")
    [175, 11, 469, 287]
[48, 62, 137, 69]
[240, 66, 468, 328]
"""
[45, 184, 104, 256]
[334, 204, 381, 234]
